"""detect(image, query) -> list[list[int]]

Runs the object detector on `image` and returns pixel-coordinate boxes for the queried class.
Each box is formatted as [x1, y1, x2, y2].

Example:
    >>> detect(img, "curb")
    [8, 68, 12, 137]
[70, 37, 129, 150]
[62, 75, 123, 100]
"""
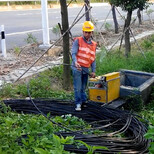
[0, 57, 63, 88]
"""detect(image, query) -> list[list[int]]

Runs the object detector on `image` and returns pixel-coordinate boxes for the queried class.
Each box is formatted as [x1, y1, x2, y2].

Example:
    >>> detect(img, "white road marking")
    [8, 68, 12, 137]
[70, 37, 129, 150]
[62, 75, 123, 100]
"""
[6, 27, 53, 36]
[17, 11, 58, 15]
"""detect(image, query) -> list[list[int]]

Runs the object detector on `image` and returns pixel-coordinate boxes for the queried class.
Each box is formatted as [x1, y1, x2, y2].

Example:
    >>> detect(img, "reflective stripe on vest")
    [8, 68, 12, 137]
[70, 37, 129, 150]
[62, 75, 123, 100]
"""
[76, 37, 97, 68]
[78, 47, 95, 55]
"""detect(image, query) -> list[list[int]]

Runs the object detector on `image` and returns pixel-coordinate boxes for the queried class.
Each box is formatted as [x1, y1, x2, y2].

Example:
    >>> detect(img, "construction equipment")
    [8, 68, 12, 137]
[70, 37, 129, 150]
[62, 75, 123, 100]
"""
[88, 72, 120, 103]
[88, 70, 154, 108]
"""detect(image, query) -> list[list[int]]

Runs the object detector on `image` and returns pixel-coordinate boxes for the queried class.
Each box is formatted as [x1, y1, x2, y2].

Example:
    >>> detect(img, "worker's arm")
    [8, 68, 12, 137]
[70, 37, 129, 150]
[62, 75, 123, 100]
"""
[71, 39, 81, 70]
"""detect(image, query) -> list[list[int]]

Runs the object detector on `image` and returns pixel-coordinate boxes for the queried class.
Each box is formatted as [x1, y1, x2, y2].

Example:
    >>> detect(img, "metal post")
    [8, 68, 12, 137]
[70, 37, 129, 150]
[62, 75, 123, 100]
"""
[1, 25, 6, 58]
[39, 0, 51, 49]
[7, 2, 10, 7]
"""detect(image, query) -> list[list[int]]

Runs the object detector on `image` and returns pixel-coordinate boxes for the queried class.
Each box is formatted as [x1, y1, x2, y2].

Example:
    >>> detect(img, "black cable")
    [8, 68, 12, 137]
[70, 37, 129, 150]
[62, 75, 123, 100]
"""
[67, 0, 75, 7]
[2, 99, 150, 153]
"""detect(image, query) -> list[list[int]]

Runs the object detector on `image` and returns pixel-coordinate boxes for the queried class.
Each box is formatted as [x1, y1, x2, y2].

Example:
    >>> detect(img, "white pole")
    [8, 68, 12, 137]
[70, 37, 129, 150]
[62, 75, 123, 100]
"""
[39, 0, 51, 49]
[1, 25, 6, 58]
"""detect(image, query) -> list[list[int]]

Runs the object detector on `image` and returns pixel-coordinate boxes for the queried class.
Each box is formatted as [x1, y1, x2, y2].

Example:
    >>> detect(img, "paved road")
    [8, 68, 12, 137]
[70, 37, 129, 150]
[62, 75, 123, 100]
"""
[0, 3, 153, 50]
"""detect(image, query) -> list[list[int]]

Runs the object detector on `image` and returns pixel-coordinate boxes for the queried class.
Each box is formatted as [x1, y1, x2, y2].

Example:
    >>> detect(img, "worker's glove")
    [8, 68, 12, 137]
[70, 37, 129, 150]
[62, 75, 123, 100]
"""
[90, 72, 95, 78]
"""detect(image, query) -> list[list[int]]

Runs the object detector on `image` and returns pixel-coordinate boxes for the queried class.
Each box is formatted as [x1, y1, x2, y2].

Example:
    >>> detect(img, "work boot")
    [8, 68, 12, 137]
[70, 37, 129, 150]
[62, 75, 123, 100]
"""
[75, 104, 81, 111]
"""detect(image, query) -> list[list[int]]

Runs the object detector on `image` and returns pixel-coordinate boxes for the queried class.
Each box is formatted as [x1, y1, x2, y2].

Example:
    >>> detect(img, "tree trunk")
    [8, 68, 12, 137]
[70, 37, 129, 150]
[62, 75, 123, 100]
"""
[84, 0, 90, 21]
[124, 10, 132, 58]
[137, 8, 142, 26]
[111, 5, 119, 33]
[59, 0, 70, 90]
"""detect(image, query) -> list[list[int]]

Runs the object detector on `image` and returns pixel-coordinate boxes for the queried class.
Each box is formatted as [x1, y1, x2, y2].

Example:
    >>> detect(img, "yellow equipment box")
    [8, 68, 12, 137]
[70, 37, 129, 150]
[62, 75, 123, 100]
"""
[88, 72, 120, 103]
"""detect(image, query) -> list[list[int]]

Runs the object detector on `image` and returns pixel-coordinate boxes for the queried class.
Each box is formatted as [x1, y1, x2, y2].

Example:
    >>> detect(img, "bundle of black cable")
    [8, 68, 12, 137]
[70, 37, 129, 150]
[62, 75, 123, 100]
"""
[3, 99, 150, 153]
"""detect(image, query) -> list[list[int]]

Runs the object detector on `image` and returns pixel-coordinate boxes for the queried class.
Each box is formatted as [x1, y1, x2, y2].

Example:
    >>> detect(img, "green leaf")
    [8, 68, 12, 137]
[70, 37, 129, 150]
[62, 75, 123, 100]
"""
[28, 135, 34, 144]
[52, 134, 61, 148]
[149, 142, 154, 154]
[21, 139, 29, 146]
[92, 145, 109, 151]
[76, 140, 91, 151]
[60, 136, 74, 144]
[20, 148, 29, 154]
[34, 148, 49, 154]
[144, 125, 154, 140]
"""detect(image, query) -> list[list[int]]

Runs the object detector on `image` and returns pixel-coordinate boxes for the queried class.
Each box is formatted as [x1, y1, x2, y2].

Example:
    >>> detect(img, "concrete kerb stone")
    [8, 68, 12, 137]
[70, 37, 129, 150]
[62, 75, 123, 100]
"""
[0, 30, 154, 88]
[107, 30, 154, 50]
[96, 30, 154, 53]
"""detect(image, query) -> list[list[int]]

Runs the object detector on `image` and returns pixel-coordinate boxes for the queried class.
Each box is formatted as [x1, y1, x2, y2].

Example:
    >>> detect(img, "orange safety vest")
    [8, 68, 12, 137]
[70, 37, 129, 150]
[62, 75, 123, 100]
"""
[76, 37, 97, 68]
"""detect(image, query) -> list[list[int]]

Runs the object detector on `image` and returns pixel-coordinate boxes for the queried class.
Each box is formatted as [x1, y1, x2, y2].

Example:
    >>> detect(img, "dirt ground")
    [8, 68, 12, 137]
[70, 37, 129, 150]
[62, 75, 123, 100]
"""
[0, 20, 154, 77]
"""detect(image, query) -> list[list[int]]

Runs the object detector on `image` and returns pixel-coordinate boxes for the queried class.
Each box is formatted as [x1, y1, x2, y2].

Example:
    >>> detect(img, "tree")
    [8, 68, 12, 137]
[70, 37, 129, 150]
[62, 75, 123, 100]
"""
[111, 4, 119, 33]
[59, 0, 71, 90]
[109, 0, 149, 57]
[137, 8, 142, 25]
[84, 0, 90, 21]
[108, 1, 119, 33]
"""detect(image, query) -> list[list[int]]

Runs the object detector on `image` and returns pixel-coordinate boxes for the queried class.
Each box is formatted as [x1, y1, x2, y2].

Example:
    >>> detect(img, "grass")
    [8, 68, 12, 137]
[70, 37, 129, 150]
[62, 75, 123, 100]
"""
[96, 35, 154, 75]
[0, 65, 74, 100]
[96, 50, 154, 74]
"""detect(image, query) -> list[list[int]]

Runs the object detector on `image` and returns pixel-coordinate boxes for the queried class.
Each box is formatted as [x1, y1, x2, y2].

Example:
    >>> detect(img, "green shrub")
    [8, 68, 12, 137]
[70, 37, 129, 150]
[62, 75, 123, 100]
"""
[140, 88, 154, 153]
[144, 125, 154, 154]
[25, 33, 37, 44]
[140, 87, 154, 123]
[96, 52, 127, 75]
[15, 84, 28, 97]
[52, 24, 61, 37]
[27, 74, 73, 100]
[141, 39, 153, 50]
[0, 83, 16, 99]
[96, 40, 154, 76]
[141, 52, 154, 72]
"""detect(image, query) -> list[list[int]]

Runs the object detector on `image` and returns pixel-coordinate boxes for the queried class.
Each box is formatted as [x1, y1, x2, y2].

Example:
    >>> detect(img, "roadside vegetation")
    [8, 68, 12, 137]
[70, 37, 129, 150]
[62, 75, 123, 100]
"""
[96, 35, 154, 75]
[0, 34, 154, 153]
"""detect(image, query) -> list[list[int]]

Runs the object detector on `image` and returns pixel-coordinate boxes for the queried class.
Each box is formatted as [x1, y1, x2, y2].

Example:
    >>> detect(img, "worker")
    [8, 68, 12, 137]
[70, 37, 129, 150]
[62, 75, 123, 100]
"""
[71, 21, 97, 111]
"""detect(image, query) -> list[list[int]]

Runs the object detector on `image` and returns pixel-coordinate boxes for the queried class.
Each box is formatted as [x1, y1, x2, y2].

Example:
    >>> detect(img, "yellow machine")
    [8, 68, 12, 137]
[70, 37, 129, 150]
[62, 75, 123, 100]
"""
[88, 72, 120, 103]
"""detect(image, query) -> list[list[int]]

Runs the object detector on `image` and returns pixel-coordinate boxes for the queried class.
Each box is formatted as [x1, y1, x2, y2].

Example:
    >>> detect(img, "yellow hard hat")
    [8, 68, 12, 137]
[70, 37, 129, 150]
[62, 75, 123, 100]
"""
[82, 21, 94, 32]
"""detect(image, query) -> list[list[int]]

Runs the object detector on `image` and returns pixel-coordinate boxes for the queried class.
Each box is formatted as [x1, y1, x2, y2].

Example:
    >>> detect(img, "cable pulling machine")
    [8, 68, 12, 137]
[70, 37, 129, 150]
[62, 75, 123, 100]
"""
[88, 72, 120, 103]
